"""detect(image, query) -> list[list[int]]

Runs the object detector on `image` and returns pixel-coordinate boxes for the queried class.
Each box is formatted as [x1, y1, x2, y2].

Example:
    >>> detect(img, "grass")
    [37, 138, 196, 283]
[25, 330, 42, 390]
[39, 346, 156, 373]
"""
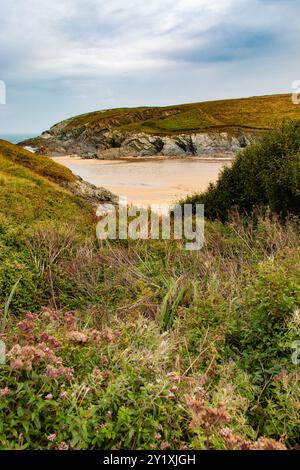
[0, 141, 93, 227]
[0, 140, 76, 184]
[24, 94, 300, 140]
[0, 217, 299, 450]
[0, 141, 95, 312]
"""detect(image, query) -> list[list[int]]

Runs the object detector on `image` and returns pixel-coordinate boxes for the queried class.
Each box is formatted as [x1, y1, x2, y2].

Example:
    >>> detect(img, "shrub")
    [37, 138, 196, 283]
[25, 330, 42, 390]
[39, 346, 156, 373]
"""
[183, 121, 300, 220]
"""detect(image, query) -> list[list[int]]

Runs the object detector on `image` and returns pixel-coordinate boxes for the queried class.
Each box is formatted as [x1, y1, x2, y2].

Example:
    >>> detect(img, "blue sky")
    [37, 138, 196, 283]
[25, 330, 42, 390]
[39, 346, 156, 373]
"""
[0, 0, 300, 133]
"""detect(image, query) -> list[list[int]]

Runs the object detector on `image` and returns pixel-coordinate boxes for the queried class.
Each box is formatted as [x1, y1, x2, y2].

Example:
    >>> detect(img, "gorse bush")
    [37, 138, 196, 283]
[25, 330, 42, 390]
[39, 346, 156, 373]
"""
[183, 121, 300, 220]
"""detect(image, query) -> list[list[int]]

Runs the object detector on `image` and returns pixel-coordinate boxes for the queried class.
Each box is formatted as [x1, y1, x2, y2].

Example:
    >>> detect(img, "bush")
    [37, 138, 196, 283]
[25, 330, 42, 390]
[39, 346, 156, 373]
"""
[184, 121, 300, 220]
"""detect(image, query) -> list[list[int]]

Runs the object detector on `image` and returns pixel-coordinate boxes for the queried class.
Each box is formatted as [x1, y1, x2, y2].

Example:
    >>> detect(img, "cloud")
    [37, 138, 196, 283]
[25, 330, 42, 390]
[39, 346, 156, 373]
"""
[0, 0, 243, 79]
[0, 0, 300, 132]
[165, 26, 281, 64]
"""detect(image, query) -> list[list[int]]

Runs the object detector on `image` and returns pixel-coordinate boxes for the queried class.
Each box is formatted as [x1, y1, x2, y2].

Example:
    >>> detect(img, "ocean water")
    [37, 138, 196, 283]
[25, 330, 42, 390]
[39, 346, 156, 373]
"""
[0, 134, 37, 144]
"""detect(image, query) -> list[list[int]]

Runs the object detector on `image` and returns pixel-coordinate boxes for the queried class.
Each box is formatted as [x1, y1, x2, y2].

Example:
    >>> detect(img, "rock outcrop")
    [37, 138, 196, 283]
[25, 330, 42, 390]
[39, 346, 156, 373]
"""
[99, 130, 256, 158]
[22, 127, 259, 159]
[64, 177, 118, 208]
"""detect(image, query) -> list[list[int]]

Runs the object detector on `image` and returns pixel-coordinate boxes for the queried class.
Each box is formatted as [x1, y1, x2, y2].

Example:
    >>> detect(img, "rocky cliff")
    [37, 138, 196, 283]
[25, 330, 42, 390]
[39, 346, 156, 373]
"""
[20, 94, 294, 158]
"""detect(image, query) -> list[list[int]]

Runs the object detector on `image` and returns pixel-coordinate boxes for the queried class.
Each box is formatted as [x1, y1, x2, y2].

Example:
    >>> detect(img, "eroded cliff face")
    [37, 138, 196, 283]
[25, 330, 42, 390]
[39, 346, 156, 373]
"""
[22, 117, 261, 159]
[99, 130, 256, 158]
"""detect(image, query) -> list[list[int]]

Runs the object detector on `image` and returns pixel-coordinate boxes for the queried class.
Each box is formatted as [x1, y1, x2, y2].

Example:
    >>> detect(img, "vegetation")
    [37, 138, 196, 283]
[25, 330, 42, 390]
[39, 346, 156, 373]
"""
[183, 121, 300, 220]
[0, 140, 76, 184]
[22, 94, 299, 144]
[0, 133, 299, 450]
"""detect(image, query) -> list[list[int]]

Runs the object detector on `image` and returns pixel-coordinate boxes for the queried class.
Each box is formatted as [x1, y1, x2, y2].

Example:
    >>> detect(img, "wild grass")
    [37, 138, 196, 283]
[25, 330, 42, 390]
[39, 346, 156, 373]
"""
[34, 93, 300, 138]
[0, 140, 76, 184]
[0, 214, 299, 449]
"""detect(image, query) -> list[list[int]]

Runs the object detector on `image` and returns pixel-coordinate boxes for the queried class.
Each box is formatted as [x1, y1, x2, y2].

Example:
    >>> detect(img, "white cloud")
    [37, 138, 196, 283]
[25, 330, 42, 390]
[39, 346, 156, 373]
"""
[0, 0, 243, 79]
[1, 0, 300, 133]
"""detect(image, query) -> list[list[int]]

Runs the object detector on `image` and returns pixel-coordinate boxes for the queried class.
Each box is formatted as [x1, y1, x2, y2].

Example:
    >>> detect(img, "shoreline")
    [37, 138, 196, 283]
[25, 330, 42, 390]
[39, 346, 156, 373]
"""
[52, 153, 234, 163]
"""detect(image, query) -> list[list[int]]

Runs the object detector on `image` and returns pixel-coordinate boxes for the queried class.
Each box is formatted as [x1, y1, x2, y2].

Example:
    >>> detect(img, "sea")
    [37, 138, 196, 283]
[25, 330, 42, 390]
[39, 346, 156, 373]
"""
[0, 134, 37, 144]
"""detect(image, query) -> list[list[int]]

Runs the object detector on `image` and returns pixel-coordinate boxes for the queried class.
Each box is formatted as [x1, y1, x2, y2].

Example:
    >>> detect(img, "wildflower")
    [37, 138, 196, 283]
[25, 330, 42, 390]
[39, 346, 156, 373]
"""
[41, 307, 59, 323]
[64, 312, 77, 330]
[45, 393, 53, 400]
[39, 332, 62, 349]
[55, 442, 69, 451]
[219, 427, 249, 450]
[106, 410, 113, 418]
[10, 358, 23, 370]
[252, 437, 287, 451]
[161, 442, 170, 450]
[187, 399, 229, 429]
[100, 355, 109, 365]
[92, 367, 102, 377]
[89, 328, 120, 343]
[25, 312, 38, 321]
[167, 372, 181, 383]
[0, 387, 10, 397]
[46, 365, 74, 381]
[273, 369, 288, 382]
[220, 427, 232, 438]
[155, 433, 162, 440]
[8, 344, 47, 371]
[17, 319, 35, 334]
[47, 433, 57, 442]
[60, 390, 68, 399]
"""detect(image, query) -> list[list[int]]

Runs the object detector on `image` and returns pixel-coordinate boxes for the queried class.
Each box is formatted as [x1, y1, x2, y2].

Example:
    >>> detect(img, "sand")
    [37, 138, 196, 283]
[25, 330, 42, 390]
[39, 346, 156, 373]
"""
[52, 156, 231, 206]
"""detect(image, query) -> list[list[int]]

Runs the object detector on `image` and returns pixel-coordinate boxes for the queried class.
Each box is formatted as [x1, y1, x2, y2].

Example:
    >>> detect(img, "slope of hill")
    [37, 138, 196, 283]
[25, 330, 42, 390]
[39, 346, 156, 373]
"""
[21, 94, 299, 158]
[0, 140, 116, 209]
[0, 140, 116, 312]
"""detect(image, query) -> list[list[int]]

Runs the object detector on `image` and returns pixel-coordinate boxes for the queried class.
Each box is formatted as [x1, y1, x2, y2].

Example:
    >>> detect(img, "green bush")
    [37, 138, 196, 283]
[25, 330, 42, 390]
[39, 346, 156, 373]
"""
[184, 121, 300, 220]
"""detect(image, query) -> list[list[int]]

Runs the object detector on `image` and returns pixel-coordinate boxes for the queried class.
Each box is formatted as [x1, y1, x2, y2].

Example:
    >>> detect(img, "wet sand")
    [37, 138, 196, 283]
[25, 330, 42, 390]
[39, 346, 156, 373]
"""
[53, 156, 232, 206]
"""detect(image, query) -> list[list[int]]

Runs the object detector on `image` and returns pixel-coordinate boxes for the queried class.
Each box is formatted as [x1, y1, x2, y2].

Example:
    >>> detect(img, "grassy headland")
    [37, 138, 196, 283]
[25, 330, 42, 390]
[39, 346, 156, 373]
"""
[47, 94, 300, 135]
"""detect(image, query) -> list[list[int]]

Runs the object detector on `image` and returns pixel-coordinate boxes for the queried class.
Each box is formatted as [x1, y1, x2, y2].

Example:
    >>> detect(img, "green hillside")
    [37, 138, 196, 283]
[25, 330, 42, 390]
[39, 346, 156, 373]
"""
[51, 93, 299, 135]
[0, 140, 93, 228]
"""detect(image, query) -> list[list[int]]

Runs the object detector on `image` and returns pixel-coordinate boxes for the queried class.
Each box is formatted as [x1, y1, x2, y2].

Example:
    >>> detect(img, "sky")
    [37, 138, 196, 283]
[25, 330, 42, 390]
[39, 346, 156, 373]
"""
[0, 0, 300, 134]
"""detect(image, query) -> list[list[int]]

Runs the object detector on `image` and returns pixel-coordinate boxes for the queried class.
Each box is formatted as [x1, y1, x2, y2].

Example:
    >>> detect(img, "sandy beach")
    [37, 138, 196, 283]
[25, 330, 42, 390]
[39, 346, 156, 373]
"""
[53, 156, 232, 206]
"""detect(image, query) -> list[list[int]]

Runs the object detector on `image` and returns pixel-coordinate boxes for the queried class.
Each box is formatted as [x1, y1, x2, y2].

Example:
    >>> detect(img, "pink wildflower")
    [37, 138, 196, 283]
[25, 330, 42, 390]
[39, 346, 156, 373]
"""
[66, 331, 88, 344]
[39, 332, 62, 349]
[0, 387, 10, 397]
[55, 441, 69, 450]
[161, 442, 170, 450]
[46, 365, 74, 381]
[100, 355, 109, 365]
[64, 312, 77, 330]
